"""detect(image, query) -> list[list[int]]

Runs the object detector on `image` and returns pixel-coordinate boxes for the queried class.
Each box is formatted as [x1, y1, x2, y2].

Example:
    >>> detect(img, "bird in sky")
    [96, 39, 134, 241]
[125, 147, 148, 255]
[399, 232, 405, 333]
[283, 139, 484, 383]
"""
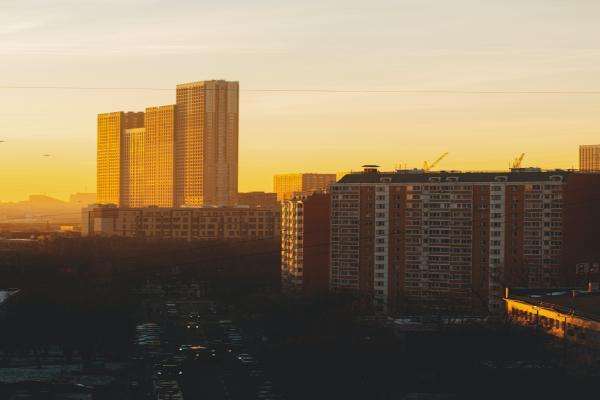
[42, 154, 51, 157]
[0, 140, 5, 143]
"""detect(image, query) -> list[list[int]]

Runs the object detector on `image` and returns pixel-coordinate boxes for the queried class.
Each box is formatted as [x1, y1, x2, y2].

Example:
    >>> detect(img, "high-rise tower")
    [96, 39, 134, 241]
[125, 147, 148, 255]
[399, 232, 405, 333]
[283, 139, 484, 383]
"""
[175, 80, 239, 207]
[96, 80, 238, 208]
[121, 127, 145, 208]
[97, 111, 144, 206]
[144, 105, 175, 207]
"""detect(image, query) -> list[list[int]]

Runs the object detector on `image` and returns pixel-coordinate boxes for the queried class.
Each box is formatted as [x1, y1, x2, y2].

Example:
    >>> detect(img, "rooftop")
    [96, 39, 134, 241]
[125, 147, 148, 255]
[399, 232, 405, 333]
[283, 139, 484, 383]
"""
[508, 288, 600, 322]
[176, 80, 238, 88]
[337, 169, 583, 184]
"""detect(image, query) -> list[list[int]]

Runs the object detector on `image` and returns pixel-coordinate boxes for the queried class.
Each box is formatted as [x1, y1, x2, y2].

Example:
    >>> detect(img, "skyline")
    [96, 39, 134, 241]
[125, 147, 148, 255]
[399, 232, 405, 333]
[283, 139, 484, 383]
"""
[96, 80, 239, 208]
[3, 0, 600, 201]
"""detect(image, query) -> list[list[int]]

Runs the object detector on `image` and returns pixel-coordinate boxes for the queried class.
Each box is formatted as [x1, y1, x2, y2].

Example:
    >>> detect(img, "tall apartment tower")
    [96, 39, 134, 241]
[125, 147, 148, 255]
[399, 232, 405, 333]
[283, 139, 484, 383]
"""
[144, 105, 176, 207]
[274, 173, 337, 202]
[121, 128, 145, 208]
[579, 145, 600, 172]
[97, 111, 144, 206]
[97, 80, 238, 208]
[330, 168, 600, 314]
[175, 80, 239, 207]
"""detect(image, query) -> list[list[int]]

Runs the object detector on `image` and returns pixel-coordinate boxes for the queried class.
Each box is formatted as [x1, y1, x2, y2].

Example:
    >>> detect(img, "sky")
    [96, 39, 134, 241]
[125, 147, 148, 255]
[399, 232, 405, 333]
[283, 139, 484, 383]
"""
[1, 0, 600, 201]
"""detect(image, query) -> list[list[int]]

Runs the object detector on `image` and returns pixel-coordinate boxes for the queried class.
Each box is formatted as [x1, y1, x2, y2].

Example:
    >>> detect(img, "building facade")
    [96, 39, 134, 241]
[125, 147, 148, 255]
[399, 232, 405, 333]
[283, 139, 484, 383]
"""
[96, 80, 238, 209]
[281, 193, 330, 294]
[237, 192, 278, 208]
[82, 205, 279, 241]
[274, 173, 336, 202]
[144, 105, 175, 207]
[330, 168, 600, 313]
[97, 111, 144, 206]
[175, 80, 239, 207]
[579, 144, 600, 172]
[505, 287, 600, 360]
[122, 128, 145, 208]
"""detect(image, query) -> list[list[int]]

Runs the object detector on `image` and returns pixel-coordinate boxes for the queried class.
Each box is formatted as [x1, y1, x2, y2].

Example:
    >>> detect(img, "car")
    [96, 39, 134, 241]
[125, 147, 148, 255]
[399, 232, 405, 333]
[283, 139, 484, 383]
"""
[178, 344, 207, 352]
[210, 343, 233, 355]
[154, 379, 178, 390]
[154, 363, 184, 379]
[237, 355, 258, 365]
[250, 369, 265, 377]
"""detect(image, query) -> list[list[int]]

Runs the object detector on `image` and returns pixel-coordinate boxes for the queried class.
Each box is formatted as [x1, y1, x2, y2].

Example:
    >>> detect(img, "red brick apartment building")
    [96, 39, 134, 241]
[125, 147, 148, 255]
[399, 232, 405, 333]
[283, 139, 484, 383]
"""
[281, 193, 331, 294]
[330, 167, 600, 313]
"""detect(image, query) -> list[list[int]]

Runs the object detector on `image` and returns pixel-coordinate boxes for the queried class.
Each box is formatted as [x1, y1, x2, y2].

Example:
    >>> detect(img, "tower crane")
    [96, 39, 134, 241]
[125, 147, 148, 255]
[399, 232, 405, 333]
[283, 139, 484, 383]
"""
[512, 153, 525, 169]
[423, 152, 448, 172]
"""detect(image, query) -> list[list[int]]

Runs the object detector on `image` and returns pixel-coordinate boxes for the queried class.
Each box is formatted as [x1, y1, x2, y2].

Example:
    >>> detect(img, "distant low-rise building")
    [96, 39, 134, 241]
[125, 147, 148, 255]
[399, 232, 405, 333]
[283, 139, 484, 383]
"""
[505, 286, 600, 358]
[237, 192, 278, 208]
[82, 205, 280, 240]
[274, 173, 336, 202]
[579, 144, 600, 172]
[0, 193, 96, 224]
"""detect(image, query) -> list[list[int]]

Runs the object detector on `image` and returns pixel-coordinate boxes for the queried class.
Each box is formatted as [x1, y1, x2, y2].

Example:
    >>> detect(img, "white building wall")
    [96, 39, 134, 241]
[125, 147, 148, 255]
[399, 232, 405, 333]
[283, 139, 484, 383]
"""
[374, 185, 389, 312]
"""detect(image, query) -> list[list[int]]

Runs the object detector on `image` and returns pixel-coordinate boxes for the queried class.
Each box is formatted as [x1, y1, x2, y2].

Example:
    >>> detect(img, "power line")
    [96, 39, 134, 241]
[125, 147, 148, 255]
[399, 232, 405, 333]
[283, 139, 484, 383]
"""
[2, 85, 600, 95]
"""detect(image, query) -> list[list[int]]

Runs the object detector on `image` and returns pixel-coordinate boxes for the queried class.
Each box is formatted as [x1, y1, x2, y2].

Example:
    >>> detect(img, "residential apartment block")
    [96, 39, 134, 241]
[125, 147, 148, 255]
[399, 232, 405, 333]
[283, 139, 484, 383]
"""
[274, 173, 336, 202]
[281, 193, 330, 294]
[175, 80, 239, 207]
[97, 111, 144, 205]
[144, 105, 176, 207]
[330, 167, 600, 313]
[580, 144, 600, 172]
[82, 205, 279, 241]
[96, 80, 238, 208]
[238, 192, 278, 208]
[122, 127, 145, 208]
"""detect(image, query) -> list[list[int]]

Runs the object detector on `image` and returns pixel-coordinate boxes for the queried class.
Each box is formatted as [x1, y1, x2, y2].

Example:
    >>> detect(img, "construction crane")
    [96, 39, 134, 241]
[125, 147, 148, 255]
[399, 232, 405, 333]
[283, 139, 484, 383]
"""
[423, 152, 448, 172]
[512, 153, 525, 169]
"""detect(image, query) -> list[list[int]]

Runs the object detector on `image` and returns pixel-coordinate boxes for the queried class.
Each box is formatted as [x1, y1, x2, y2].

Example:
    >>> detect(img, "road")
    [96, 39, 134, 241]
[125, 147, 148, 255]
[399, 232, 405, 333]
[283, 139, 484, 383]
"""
[133, 280, 282, 400]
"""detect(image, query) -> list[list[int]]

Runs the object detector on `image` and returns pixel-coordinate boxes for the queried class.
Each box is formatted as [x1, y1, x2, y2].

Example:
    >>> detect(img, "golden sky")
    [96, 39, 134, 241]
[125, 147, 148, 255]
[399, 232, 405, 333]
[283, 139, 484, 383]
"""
[1, 0, 600, 201]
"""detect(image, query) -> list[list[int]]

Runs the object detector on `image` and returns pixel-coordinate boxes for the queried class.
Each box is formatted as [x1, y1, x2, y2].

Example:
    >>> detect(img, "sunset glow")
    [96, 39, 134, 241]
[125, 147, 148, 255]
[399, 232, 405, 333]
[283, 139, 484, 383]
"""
[1, 0, 600, 201]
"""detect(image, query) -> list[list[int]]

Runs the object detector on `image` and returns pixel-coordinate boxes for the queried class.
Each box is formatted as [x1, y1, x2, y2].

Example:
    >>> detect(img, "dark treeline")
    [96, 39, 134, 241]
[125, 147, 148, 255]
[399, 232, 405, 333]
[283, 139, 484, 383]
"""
[0, 237, 280, 367]
[1, 236, 280, 288]
[198, 268, 599, 399]
[2, 237, 598, 399]
[223, 290, 600, 400]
